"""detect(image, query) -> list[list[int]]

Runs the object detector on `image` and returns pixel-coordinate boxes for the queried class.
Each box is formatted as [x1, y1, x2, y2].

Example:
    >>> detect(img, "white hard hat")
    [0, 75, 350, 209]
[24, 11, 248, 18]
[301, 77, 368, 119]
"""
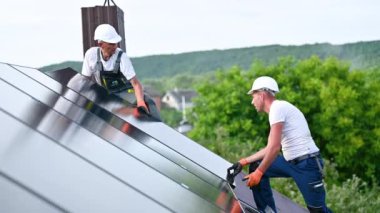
[247, 76, 279, 95]
[94, 24, 122, 44]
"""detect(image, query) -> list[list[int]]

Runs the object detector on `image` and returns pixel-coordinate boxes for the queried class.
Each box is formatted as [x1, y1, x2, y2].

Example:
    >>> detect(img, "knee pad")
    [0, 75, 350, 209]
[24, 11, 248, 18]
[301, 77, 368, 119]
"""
[307, 206, 324, 213]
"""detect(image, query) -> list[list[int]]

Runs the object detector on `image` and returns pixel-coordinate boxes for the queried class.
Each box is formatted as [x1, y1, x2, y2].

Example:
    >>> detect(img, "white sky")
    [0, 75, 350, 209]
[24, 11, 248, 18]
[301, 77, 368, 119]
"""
[1, 0, 379, 68]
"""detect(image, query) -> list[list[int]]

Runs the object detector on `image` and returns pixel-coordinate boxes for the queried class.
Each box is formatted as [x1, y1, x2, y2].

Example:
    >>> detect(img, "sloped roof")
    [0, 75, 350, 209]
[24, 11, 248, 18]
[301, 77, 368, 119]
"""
[0, 62, 307, 213]
[165, 89, 197, 103]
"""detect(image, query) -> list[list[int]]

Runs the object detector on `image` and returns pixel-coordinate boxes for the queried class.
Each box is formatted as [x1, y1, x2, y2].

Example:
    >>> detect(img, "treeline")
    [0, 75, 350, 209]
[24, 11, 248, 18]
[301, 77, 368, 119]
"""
[40, 40, 380, 79]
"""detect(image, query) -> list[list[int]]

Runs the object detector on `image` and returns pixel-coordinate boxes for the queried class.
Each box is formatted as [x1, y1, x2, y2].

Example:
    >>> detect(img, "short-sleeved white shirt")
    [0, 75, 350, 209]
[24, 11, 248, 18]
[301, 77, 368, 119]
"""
[81, 47, 136, 85]
[269, 100, 319, 161]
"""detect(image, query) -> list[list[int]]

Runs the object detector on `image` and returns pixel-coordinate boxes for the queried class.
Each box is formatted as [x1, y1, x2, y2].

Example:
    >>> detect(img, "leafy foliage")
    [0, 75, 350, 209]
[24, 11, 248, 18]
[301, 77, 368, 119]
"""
[326, 175, 380, 212]
[188, 66, 268, 161]
[159, 107, 182, 128]
[189, 56, 380, 183]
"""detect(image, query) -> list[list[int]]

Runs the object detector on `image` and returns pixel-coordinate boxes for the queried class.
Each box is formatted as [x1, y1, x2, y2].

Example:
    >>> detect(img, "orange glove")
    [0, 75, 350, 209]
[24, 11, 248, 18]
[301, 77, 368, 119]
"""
[239, 158, 249, 166]
[137, 100, 149, 113]
[244, 169, 264, 187]
[132, 108, 140, 118]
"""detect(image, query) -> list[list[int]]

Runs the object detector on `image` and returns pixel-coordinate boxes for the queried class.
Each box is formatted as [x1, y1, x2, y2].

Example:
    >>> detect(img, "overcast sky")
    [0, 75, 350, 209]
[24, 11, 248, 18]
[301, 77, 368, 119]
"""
[1, 0, 379, 68]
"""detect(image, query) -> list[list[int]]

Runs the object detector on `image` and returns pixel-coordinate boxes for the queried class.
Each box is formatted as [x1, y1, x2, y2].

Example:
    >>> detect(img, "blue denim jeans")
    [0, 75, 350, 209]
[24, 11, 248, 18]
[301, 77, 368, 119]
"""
[249, 155, 332, 213]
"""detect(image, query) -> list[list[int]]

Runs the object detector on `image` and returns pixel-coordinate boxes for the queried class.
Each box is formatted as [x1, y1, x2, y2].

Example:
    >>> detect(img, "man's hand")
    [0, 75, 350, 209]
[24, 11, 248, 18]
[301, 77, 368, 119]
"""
[239, 158, 249, 166]
[244, 169, 264, 187]
[137, 100, 149, 113]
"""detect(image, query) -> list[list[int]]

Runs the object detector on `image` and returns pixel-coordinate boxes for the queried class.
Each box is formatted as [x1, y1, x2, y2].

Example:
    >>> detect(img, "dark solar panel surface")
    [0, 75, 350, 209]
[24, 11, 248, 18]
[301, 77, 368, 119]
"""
[0, 110, 171, 212]
[0, 62, 307, 212]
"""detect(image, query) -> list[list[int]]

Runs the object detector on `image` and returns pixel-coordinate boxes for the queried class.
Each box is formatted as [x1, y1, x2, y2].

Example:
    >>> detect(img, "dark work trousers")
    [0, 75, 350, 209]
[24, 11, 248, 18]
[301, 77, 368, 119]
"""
[250, 155, 332, 213]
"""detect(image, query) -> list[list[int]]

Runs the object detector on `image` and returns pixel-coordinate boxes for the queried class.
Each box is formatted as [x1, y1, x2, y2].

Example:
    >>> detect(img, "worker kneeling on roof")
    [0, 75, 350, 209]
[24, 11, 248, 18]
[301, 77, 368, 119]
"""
[82, 24, 159, 117]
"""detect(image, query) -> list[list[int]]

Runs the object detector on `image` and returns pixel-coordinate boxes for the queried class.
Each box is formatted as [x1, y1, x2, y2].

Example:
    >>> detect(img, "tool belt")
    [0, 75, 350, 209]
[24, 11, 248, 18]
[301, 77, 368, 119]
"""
[96, 48, 133, 94]
[99, 70, 133, 93]
[287, 152, 320, 165]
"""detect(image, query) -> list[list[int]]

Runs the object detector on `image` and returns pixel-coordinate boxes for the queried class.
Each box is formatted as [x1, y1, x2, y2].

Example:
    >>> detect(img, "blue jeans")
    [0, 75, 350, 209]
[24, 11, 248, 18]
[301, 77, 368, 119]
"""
[250, 155, 332, 213]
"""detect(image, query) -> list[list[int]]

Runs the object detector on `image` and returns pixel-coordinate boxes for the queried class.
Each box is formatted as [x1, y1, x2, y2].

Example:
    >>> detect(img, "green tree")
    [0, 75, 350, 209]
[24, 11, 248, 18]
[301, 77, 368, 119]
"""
[188, 66, 268, 161]
[160, 107, 183, 128]
[189, 56, 380, 182]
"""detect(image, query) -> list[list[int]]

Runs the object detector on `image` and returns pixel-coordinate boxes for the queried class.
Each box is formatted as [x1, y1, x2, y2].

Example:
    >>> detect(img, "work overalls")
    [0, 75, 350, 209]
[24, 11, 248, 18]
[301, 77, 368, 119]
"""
[95, 48, 161, 120]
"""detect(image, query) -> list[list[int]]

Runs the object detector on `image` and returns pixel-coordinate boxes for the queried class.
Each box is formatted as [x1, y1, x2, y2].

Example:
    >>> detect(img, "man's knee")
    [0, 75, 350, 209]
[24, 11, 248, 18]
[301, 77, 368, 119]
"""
[307, 206, 324, 213]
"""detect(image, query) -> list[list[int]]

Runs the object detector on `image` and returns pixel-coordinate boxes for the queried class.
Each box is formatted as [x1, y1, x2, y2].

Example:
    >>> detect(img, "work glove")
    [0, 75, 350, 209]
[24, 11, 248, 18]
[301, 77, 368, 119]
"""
[244, 169, 264, 187]
[133, 108, 141, 118]
[137, 100, 149, 114]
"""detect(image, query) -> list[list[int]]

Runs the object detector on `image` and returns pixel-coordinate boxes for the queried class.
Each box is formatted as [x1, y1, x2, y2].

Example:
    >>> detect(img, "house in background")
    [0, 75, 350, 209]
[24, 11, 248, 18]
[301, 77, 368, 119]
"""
[162, 88, 197, 134]
[161, 88, 197, 111]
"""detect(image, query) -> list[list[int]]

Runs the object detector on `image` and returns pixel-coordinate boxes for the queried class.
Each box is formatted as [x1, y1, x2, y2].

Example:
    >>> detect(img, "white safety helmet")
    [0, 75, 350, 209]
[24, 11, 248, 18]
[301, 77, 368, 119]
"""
[247, 76, 279, 95]
[94, 24, 122, 44]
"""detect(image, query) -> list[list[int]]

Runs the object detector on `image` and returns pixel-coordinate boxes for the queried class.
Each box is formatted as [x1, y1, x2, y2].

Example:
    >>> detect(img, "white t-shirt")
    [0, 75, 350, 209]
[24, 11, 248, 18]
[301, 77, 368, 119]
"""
[81, 47, 136, 85]
[269, 100, 319, 161]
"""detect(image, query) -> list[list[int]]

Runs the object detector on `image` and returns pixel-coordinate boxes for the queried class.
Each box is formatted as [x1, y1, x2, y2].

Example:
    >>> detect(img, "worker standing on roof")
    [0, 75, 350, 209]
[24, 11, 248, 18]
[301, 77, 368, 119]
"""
[82, 24, 158, 116]
[227, 76, 332, 213]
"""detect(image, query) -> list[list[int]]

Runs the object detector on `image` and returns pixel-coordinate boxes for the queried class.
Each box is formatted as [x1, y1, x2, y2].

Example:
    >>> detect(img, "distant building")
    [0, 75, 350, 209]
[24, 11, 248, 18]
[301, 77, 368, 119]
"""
[161, 88, 197, 111]
[162, 88, 197, 134]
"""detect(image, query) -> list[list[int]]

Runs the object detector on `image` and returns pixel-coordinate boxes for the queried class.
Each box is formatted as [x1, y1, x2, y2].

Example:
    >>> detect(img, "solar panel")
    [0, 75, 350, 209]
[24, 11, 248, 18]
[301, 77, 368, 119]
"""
[0, 110, 171, 212]
[0, 68, 232, 212]
[0, 173, 63, 213]
[0, 62, 308, 212]
[10, 64, 225, 190]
